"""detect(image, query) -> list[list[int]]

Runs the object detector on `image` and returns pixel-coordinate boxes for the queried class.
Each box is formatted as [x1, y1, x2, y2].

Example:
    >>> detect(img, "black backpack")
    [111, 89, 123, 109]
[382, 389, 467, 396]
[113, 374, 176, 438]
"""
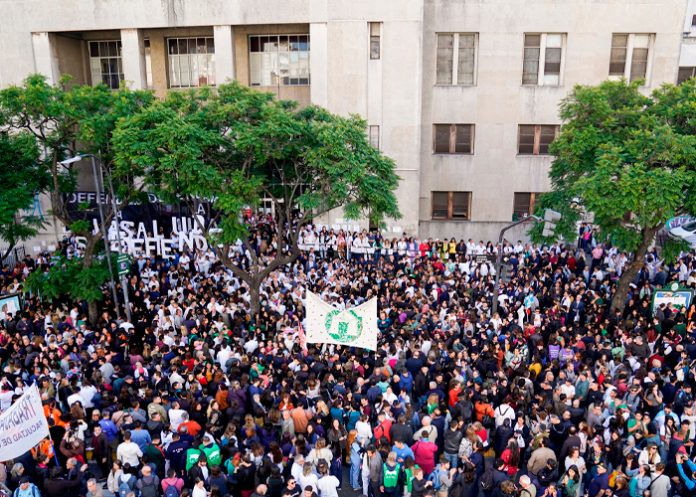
[479, 469, 496, 492]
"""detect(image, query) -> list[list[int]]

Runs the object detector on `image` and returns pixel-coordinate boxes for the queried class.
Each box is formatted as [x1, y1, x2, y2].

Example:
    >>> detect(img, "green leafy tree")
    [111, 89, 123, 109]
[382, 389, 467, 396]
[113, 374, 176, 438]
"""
[23, 255, 112, 303]
[0, 131, 49, 260]
[0, 75, 154, 322]
[533, 79, 696, 312]
[113, 83, 400, 316]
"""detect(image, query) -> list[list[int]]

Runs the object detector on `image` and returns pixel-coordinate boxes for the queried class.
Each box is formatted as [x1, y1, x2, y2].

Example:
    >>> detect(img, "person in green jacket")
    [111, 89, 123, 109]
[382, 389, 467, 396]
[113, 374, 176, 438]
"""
[199, 435, 222, 466]
[185, 446, 203, 472]
[144, 436, 167, 477]
[403, 458, 419, 497]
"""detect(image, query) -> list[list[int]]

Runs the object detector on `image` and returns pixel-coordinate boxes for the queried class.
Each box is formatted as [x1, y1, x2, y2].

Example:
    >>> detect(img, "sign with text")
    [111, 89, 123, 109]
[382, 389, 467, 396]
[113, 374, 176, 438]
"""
[0, 385, 49, 461]
[65, 192, 215, 259]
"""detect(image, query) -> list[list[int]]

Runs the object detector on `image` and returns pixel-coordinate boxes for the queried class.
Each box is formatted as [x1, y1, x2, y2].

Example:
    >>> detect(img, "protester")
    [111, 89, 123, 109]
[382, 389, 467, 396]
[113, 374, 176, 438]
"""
[1, 222, 696, 497]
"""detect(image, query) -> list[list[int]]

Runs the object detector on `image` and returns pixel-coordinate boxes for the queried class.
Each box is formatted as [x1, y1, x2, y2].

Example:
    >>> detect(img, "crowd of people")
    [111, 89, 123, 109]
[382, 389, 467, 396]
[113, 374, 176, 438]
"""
[1, 219, 696, 497]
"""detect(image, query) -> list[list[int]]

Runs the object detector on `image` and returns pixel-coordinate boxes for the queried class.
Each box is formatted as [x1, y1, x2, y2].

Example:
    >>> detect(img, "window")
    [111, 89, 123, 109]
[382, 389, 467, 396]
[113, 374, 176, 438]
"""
[88, 41, 123, 89]
[692, 14, 696, 27]
[513, 192, 542, 220]
[522, 33, 565, 85]
[144, 39, 153, 89]
[432, 192, 471, 220]
[167, 37, 215, 88]
[249, 35, 310, 86]
[518, 125, 559, 155]
[678, 67, 696, 84]
[370, 23, 381, 60]
[433, 124, 474, 154]
[609, 33, 652, 82]
[369, 125, 380, 149]
[436, 33, 477, 85]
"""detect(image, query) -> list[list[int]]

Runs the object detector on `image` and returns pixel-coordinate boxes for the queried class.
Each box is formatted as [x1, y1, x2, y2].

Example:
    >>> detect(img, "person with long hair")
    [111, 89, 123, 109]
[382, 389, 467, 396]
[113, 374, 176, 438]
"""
[500, 439, 520, 477]
[559, 465, 581, 497]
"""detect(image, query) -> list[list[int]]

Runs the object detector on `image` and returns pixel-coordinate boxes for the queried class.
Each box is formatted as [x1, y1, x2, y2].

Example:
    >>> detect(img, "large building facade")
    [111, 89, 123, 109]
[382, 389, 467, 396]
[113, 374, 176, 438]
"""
[0, 0, 691, 242]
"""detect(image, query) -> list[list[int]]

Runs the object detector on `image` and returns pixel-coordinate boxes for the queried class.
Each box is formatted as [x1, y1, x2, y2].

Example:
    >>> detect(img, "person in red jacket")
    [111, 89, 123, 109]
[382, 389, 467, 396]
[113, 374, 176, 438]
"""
[374, 412, 392, 443]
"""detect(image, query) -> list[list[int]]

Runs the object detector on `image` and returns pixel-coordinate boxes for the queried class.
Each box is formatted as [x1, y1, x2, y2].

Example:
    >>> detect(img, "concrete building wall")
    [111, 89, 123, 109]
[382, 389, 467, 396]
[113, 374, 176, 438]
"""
[0, 0, 689, 245]
[419, 0, 687, 240]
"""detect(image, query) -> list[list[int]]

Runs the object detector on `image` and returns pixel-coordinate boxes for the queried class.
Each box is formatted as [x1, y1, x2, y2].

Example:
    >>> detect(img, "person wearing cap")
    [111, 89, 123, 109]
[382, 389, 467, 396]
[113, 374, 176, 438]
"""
[587, 463, 609, 497]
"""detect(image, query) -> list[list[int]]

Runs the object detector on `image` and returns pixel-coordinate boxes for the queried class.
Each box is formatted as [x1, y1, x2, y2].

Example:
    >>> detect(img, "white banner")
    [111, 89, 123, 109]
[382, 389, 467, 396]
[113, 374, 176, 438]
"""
[305, 291, 378, 351]
[0, 385, 49, 461]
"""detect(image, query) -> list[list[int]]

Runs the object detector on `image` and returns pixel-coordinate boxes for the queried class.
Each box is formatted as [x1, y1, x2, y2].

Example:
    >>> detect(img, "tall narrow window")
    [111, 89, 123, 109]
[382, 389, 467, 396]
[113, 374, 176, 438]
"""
[433, 124, 474, 154]
[523, 33, 565, 86]
[144, 39, 153, 89]
[543, 34, 563, 85]
[368, 125, 380, 149]
[436, 33, 477, 85]
[522, 35, 541, 85]
[609, 34, 628, 76]
[609, 33, 653, 83]
[518, 125, 559, 155]
[436, 34, 454, 85]
[630, 35, 650, 82]
[88, 40, 123, 89]
[167, 37, 215, 88]
[432, 192, 471, 220]
[370, 22, 381, 60]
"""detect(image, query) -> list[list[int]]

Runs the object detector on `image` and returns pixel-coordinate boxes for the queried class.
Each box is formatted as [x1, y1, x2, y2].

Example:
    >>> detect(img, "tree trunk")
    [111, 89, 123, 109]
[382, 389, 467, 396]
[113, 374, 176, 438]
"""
[249, 283, 260, 321]
[87, 300, 98, 326]
[610, 225, 659, 314]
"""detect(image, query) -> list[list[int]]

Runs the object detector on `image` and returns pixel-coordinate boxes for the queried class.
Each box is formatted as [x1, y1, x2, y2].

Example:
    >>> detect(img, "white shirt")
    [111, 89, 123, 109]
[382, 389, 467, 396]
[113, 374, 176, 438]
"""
[317, 475, 340, 497]
[494, 404, 516, 427]
[168, 409, 186, 430]
[116, 441, 143, 467]
[299, 473, 319, 494]
[0, 390, 13, 412]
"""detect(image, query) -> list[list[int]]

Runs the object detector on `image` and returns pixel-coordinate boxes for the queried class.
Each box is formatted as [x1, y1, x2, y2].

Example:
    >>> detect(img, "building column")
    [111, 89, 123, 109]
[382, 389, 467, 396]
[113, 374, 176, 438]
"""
[214, 25, 235, 84]
[309, 22, 328, 107]
[31, 32, 60, 85]
[120, 29, 147, 90]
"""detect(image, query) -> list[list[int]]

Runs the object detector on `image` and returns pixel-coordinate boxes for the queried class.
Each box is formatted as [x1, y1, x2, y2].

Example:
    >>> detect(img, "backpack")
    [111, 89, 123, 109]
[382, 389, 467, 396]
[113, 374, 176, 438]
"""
[164, 482, 180, 497]
[383, 463, 400, 489]
[119, 476, 135, 497]
[428, 467, 443, 491]
[479, 469, 496, 493]
[139, 479, 158, 497]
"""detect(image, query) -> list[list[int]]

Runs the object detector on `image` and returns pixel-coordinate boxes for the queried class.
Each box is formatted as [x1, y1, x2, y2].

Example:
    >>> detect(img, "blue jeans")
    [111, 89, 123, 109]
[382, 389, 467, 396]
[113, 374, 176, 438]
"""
[351, 460, 361, 489]
[445, 452, 459, 469]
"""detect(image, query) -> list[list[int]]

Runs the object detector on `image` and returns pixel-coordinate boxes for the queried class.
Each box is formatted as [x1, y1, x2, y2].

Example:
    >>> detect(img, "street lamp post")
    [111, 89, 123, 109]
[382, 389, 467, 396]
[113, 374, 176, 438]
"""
[103, 168, 132, 323]
[61, 154, 123, 320]
[491, 209, 562, 316]
[491, 216, 539, 316]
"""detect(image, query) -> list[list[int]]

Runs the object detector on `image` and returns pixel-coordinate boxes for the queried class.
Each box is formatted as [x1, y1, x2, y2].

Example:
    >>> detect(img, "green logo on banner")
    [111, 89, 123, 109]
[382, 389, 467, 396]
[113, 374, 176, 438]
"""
[324, 309, 363, 343]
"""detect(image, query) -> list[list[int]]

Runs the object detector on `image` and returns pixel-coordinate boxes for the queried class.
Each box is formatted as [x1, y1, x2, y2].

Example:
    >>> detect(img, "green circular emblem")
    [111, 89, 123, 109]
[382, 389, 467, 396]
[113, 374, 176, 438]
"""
[324, 309, 363, 343]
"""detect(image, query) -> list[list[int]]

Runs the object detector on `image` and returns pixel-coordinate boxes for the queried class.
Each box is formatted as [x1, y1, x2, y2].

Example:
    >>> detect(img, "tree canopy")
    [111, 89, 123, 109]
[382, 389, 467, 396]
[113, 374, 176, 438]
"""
[0, 75, 154, 321]
[113, 82, 401, 315]
[0, 130, 49, 259]
[534, 79, 696, 311]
